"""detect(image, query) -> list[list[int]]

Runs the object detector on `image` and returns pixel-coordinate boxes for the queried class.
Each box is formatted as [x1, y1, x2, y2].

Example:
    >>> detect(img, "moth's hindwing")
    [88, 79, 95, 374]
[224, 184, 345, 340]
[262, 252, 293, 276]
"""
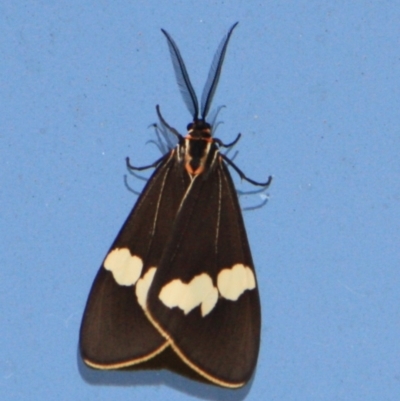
[80, 151, 189, 368]
[146, 152, 261, 388]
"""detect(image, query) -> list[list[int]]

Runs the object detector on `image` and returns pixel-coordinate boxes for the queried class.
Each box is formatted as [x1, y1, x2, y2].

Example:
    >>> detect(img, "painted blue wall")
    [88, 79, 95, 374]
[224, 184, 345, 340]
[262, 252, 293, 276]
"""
[1, 1, 399, 400]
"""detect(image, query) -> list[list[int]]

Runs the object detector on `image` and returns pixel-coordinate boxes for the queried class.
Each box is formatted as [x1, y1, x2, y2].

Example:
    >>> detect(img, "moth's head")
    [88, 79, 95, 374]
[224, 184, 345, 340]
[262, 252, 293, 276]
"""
[186, 120, 212, 139]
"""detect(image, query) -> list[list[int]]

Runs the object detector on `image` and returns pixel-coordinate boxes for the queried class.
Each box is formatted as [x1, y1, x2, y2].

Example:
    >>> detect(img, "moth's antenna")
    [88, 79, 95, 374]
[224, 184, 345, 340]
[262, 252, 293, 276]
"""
[161, 29, 199, 120]
[200, 22, 239, 120]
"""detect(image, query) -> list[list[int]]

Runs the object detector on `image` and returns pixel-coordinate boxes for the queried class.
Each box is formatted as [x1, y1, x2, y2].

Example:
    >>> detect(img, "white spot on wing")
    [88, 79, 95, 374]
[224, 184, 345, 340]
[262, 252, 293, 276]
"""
[104, 248, 143, 286]
[201, 285, 219, 317]
[158, 279, 183, 309]
[217, 264, 256, 301]
[159, 273, 218, 317]
[136, 267, 157, 309]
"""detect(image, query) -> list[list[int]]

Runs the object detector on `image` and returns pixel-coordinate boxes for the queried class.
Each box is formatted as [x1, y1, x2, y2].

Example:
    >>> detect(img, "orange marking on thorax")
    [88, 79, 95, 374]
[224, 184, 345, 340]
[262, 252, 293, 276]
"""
[185, 135, 213, 143]
[185, 163, 205, 176]
[183, 129, 212, 176]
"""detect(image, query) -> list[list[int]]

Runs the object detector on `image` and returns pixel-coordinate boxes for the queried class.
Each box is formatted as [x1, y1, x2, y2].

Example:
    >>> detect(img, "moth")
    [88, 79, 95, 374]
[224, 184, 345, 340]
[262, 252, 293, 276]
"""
[80, 22, 272, 389]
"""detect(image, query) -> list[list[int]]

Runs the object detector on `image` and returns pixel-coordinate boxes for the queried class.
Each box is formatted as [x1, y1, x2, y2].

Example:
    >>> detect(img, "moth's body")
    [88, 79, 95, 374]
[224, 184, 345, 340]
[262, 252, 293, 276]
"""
[178, 122, 213, 178]
[80, 22, 271, 389]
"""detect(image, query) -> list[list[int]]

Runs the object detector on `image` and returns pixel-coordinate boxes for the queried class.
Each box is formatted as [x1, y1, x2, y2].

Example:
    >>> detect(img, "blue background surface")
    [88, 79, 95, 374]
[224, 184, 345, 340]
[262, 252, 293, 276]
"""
[1, 1, 399, 400]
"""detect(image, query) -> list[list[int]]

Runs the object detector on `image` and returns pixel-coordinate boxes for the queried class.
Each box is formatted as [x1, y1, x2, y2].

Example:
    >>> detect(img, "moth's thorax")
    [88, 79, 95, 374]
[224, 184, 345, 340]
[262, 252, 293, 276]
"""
[180, 121, 217, 176]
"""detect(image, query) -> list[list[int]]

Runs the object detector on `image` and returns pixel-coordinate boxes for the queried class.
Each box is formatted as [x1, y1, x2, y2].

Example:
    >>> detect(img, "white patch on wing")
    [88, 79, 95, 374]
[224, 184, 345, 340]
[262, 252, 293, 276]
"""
[104, 248, 143, 286]
[136, 267, 157, 310]
[200, 285, 219, 317]
[217, 264, 256, 301]
[159, 273, 218, 317]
